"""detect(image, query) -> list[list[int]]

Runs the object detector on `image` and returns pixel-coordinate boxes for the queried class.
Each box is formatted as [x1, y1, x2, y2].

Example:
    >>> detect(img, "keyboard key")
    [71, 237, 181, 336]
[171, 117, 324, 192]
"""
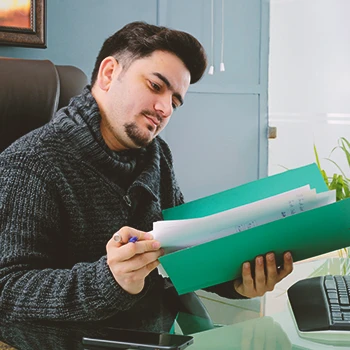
[340, 297, 350, 305]
[330, 321, 350, 330]
[327, 292, 338, 299]
[325, 280, 337, 290]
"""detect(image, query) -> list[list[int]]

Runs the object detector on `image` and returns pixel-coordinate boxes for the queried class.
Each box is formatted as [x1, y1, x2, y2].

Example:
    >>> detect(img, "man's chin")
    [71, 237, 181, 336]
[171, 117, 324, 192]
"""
[124, 123, 156, 148]
[129, 135, 154, 148]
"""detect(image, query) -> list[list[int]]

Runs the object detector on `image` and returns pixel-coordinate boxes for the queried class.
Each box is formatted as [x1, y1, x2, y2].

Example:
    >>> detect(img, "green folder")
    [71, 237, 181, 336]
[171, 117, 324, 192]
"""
[159, 163, 350, 295]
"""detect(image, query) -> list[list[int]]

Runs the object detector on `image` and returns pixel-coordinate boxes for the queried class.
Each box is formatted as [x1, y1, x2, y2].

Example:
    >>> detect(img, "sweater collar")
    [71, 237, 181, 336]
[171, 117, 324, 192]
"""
[53, 86, 161, 200]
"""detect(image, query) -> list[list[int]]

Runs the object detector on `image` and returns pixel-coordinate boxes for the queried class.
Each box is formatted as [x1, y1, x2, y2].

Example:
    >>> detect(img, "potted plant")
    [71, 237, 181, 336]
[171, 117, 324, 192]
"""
[314, 137, 350, 201]
[313, 137, 350, 263]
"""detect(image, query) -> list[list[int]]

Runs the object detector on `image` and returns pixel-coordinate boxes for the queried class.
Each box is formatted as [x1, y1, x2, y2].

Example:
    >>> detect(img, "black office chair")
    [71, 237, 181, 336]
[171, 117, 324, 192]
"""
[0, 57, 214, 335]
[0, 57, 88, 153]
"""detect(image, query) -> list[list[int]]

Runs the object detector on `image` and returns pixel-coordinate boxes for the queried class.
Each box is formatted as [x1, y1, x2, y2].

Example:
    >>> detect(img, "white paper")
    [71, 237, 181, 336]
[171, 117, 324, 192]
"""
[152, 186, 336, 253]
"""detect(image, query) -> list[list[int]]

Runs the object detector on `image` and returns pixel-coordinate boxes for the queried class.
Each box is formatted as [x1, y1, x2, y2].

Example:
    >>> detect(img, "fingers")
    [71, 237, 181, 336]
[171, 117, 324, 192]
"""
[112, 250, 164, 273]
[107, 232, 163, 268]
[108, 226, 153, 247]
[265, 253, 278, 291]
[280, 251, 293, 278]
[258, 252, 294, 294]
[121, 259, 161, 282]
[246, 254, 275, 296]
[107, 227, 160, 260]
[113, 240, 163, 262]
[255, 255, 268, 295]
[235, 252, 294, 298]
[233, 262, 253, 297]
[241, 262, 254, 286]
[263, 252, 293, 292]
[106, 226, 164, 294]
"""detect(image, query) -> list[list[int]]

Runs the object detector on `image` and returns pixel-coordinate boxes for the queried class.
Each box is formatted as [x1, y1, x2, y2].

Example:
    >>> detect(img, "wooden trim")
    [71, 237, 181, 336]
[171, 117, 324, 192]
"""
[0, 0, 46, 48]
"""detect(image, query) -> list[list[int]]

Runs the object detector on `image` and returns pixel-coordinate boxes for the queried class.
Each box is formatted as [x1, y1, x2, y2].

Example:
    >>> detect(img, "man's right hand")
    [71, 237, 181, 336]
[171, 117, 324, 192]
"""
[106, 226, 164, 294]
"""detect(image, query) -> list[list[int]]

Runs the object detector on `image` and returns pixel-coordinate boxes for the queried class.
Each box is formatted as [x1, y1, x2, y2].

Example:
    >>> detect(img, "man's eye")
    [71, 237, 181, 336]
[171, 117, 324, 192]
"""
[150, 82, 161, 91]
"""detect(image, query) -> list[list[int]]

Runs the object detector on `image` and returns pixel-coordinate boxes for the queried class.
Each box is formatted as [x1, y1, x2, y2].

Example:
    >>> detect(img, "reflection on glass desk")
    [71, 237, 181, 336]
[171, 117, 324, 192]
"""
[191, 258, 350, 349]
[1, 258, 350, 350]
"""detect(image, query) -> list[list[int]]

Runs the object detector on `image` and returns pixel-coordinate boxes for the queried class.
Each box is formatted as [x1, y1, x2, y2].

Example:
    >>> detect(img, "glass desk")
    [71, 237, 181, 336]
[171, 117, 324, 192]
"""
[190, 257, 350, 349]
[1, 258, 349, 350]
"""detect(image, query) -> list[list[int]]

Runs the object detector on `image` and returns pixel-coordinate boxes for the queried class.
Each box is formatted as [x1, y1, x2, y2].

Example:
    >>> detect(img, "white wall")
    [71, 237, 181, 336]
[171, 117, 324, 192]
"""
[268, 0, 350, 179]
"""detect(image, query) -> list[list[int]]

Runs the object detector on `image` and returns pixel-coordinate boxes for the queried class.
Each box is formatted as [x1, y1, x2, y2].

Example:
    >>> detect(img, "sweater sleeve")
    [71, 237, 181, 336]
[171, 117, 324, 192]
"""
[0, 152, 150, 322]
[204, 281, 248, 299]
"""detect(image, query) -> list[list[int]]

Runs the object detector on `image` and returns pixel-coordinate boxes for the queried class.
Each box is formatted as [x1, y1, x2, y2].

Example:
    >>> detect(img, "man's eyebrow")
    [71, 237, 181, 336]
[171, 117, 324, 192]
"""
[152, 72, 184, 106]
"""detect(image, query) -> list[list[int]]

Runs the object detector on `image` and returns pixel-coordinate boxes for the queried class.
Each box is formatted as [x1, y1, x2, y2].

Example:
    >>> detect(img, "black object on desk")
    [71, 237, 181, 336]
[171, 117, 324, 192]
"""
[82, 327, 193, 350]
[288, 275, 350, 343]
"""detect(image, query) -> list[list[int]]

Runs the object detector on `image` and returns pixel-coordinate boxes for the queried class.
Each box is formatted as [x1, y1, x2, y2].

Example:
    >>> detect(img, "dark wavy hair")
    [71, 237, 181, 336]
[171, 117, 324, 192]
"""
[91, 21, 207, 85]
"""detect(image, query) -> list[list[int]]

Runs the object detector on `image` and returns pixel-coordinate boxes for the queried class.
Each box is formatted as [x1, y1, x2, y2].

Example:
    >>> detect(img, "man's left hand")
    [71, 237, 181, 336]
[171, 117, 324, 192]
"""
[233, 252, 293, 298]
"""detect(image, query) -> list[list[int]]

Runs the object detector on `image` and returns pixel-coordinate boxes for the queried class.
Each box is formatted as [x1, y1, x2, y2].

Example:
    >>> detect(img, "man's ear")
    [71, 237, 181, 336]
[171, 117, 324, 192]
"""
[96, 56, 122, 91]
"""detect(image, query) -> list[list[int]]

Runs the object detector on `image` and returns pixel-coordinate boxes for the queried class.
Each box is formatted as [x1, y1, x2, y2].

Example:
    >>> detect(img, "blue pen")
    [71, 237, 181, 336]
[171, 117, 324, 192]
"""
[128, 236, 138, 243]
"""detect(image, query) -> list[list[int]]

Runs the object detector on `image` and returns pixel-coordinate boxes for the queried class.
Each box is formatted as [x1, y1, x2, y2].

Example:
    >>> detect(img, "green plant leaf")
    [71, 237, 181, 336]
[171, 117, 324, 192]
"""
[329, 174, 337, 189]
[313, 137, 350, 258]
[328, 174, 346, 201]
[313, 138, 350, 201]
[325, 158, 350, 182]
[344, 182, 350, 198]
[321, 170, 329, 186]
[337, 175, 346, 201]
[339, 137, 350, 169]
[314, 143, 322, 169]
[314, 144, 330, 185]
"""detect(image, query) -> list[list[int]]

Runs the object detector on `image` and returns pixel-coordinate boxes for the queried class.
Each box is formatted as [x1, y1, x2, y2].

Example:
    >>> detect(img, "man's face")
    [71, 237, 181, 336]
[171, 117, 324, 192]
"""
[97, 50, 191, 151]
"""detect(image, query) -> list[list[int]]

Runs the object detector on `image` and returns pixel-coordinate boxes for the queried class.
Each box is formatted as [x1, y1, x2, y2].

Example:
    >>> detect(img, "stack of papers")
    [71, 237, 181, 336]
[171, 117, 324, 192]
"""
[156, 163, 350, 295]
[153, 185, 335, 253]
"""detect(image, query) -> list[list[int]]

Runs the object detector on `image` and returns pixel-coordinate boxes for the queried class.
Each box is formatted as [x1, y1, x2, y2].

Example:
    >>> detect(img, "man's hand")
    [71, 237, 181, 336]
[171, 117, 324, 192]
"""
[233, 252, 293, 298]
[106, 226, 164, 295]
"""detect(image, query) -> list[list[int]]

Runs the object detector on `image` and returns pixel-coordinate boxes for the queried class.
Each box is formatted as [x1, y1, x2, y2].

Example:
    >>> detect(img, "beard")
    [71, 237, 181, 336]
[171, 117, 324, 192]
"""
[124, 122, 154, 148]
[123, 110, 163, 148]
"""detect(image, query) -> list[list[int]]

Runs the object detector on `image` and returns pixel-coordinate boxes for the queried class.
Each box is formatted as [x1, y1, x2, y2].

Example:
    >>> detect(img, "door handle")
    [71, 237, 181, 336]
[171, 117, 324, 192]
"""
[268, 126, 277, 139]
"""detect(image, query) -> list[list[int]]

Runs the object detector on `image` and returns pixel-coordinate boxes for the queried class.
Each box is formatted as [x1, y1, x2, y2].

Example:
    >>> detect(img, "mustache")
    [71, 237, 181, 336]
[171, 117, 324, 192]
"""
[141, 109, 162, 124]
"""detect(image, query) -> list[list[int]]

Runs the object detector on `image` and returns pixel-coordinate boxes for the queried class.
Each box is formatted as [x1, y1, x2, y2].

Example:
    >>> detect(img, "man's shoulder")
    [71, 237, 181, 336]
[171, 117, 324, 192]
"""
[0, 123, 63, 164]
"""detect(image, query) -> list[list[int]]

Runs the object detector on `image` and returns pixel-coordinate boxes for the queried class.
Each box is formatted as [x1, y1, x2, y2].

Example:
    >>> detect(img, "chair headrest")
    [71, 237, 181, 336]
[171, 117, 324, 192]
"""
[0, 57, 88, 153]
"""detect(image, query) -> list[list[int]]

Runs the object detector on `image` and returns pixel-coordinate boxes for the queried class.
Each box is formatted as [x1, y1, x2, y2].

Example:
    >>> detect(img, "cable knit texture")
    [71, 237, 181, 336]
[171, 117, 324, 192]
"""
[0, 86, 244, 331]
[0, 86, 184, 331]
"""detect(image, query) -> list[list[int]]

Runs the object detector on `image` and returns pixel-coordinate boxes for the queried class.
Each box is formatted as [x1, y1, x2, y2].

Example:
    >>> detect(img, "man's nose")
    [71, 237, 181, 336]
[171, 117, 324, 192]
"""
[154, 95, 173, 118]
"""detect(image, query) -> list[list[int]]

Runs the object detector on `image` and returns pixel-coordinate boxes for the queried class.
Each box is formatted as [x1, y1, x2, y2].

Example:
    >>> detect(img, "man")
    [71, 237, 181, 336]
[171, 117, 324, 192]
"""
[0, 21, 293, 331]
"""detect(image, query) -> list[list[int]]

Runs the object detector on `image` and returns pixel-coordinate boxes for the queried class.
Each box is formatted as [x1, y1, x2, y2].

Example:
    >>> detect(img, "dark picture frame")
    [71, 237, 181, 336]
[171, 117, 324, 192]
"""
[0, 0, 46, 48]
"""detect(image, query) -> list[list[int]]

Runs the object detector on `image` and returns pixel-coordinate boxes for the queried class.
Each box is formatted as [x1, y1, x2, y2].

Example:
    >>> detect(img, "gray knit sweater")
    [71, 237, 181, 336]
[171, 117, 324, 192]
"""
[0, 87, 186, 331]
[0, 87, 242, 331]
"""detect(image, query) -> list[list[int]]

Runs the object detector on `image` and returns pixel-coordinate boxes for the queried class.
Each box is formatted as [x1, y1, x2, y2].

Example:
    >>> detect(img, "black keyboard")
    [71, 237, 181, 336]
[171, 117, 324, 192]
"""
[288, 275, 350, 333]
